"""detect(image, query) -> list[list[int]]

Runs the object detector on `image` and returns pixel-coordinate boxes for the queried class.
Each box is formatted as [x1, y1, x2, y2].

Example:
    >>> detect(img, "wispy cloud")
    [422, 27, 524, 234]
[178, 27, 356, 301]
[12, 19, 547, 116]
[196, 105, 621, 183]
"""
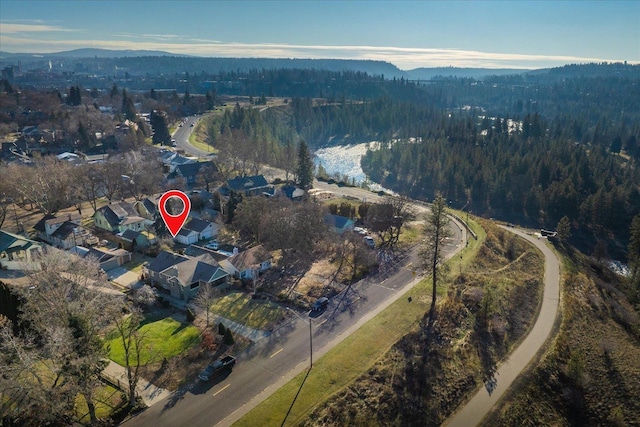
[0, 23, 78, 33]
[0, 24, 634, 69]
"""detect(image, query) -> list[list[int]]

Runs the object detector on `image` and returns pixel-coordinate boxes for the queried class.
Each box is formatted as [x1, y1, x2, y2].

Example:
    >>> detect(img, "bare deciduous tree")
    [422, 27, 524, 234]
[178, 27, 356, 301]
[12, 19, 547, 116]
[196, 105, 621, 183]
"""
[0, 250, 120, 424]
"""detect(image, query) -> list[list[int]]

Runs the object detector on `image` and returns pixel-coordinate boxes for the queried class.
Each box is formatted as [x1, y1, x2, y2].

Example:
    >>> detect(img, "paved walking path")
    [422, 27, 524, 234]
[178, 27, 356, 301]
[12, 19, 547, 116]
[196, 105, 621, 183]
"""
[102, 361, 172, 407]
[444, 227, 561, 426]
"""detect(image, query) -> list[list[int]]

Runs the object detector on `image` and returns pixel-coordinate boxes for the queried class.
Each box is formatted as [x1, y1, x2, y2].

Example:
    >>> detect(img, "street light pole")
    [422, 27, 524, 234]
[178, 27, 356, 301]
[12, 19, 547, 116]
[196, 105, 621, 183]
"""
[287, 307, 313, 369]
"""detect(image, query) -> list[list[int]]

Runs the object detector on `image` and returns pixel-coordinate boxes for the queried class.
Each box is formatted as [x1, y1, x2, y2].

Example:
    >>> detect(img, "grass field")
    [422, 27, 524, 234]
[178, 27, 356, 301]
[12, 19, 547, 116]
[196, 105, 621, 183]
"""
[210, 291, 289, 331]
[105, 316, 201, 366]
[75, 384, 124, 423]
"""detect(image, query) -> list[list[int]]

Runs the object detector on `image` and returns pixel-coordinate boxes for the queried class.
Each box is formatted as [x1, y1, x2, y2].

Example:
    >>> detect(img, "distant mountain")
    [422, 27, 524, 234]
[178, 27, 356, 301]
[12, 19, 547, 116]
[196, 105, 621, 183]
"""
[0, 48, 185, 60]
[49, 48, 187, 58]
[405, 67, 530, 80]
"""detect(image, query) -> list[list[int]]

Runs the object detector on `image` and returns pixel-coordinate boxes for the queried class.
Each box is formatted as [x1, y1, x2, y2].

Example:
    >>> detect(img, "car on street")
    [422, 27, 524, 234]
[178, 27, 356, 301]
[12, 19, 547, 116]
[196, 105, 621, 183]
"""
[198, 355, 236, 381]
[311, 297, 329, 312]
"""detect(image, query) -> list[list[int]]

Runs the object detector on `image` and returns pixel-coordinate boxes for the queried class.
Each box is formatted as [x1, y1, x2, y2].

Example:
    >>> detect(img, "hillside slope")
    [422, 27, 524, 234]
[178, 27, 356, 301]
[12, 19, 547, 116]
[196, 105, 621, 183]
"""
[488, 249, 640, 426]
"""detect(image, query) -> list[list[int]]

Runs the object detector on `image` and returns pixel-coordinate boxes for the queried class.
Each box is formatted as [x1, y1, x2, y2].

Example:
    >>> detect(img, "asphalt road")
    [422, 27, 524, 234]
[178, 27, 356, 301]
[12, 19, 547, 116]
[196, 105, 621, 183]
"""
[444, 226, 561, 427]
[124, 191, 464, 427]
[172, 116, 214, 158]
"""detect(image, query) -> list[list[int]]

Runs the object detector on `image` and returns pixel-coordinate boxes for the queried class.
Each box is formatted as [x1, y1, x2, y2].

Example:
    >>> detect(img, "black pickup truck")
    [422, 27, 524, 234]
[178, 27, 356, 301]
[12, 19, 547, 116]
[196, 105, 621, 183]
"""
[198, 356, 236, 381]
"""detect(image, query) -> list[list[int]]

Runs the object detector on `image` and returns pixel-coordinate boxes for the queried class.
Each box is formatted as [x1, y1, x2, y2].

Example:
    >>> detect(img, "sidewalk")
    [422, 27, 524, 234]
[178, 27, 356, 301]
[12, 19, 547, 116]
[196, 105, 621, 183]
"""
[209, 313, 272, 342]
[102, 361, 172, 407]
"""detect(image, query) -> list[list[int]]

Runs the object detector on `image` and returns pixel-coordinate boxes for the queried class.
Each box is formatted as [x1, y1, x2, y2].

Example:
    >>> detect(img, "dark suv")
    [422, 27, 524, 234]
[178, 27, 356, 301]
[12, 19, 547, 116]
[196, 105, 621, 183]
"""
[311, 297, 329, 312]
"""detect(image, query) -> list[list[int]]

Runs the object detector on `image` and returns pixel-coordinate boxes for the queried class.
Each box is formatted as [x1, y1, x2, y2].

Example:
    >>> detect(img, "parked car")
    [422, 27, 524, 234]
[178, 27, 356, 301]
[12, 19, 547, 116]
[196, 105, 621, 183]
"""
[198, 355, 236, 381]
[364, 236, 375, 249]
[311, 297, 329, 312]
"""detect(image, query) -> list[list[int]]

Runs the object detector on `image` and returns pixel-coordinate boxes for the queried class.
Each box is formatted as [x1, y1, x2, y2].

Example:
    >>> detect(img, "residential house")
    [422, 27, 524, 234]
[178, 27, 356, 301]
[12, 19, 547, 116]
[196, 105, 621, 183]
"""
[219, 244, 272, 281]
[280, 184, 305, 200]
[324, 214, 356, 234]
[0, 229, 43, 270]
[144, 251, 229, 301]
[119, 229, 157, 251]
[167, 161, 219, 187]
[133, 197, 158, 221]
[219, 175, 274, 199]
[144, 250, 188, 283]
[33, 213, 93, 249]
[93, 201, 153, 233]
[165, 154, 196, 173]
[174, 217, 218, 245]
[71, 245, 132, 271]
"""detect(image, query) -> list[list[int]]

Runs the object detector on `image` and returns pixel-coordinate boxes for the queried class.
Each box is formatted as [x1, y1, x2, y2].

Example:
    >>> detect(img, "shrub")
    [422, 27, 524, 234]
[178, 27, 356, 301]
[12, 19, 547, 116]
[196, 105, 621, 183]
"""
[186, 308, 196, 322]
[218, 322, 226, 336]
[223, 328, 235, 345]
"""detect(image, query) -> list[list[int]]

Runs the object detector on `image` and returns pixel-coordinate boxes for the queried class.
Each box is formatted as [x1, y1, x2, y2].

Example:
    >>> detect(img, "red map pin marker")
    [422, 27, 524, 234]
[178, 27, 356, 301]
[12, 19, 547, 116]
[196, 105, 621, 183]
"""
[158, 190, 191, 237]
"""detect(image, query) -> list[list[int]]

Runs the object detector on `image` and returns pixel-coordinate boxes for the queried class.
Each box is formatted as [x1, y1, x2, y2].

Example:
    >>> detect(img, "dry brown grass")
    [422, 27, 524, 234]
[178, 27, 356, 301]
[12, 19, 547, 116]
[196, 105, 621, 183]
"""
[301, 220, 545, 427]
[488, 252, 640, 426]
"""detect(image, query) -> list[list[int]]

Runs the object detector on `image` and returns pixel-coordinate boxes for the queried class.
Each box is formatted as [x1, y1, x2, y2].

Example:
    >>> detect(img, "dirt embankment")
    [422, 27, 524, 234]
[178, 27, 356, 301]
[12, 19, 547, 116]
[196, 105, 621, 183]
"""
[302, 220, 545, 426]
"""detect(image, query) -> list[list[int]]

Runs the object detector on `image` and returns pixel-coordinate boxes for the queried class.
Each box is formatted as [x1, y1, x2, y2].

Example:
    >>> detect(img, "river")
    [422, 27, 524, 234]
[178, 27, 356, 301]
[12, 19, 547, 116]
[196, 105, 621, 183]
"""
[313, 142, 391, 192]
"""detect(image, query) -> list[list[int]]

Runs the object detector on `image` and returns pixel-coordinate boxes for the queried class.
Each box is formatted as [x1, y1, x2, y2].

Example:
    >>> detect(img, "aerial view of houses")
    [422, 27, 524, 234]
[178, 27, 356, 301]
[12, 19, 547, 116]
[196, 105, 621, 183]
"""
[1, 4, 639, 425]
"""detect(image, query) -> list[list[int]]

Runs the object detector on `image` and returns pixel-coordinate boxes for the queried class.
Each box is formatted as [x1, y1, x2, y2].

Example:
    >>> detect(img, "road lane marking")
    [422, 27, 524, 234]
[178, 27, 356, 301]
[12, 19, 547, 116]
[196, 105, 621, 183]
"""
[213, 384, 230, 396]
[270, 348, 284, 358]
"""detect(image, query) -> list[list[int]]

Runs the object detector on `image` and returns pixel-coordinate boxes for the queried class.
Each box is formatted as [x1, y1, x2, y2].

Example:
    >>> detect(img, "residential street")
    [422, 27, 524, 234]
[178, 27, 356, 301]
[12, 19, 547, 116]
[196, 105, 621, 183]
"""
[444, 226, 561, 427]
[124, 235, 464, 427]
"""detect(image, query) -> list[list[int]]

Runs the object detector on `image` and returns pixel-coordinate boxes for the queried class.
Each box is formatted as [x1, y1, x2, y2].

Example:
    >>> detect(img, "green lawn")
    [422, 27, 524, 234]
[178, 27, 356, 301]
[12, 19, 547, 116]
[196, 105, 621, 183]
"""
[75, 384, 124, 423]
[210, 292, 288, 331]
[105, 316, 201, 366]
[234, 219, 484, 427]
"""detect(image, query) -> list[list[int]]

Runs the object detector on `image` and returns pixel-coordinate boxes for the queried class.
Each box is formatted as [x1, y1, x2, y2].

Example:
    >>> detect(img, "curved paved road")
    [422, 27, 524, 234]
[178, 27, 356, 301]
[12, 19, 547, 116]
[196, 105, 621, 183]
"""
[445, 227, 561, 427]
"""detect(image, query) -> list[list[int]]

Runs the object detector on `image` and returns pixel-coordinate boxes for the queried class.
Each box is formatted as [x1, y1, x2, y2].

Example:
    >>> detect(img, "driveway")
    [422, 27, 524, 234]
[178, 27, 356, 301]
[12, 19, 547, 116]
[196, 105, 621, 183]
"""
[107, 266, 140, 289]
[444, 226, 561, 427]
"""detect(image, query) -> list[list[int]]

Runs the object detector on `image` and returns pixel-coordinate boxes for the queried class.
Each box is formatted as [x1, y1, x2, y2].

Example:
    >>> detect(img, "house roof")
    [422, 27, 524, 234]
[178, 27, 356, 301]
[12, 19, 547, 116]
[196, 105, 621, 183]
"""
[50, 222, 82, 240]
[171, 155, 195, 166]
[159, 151, 176, 162]
[324, 214, 354, 229]
[226, 175, 270, 192]
[33, 213, 82, 233]
[227, 244, 271, 271]
[120, 229, 140, 241]
[184, 218, 213, 233]
[174, 161, 212, 179]
[161, 258, 227, 287]
[146, 250, 189, 273]
[0, 230, 41, 254]
[176, 227, 197, 237]
[281, 185, 305, 199]
[141, 197, 157, 215]
[96, 202, 139, 227]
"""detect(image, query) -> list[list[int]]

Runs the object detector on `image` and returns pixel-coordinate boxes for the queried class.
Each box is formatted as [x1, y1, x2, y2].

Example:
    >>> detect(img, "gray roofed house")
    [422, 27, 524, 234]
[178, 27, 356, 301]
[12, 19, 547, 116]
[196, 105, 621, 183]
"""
[219, 244, 272, 281]
[144, 250, 229, 301]
[172, 161, 219, 185]
[219, 175, 273, 198]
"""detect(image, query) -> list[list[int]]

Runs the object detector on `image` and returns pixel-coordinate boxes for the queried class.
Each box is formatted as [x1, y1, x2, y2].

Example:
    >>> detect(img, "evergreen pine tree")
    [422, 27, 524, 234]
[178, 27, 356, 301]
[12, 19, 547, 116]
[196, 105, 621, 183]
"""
[297, 140, 314, 189]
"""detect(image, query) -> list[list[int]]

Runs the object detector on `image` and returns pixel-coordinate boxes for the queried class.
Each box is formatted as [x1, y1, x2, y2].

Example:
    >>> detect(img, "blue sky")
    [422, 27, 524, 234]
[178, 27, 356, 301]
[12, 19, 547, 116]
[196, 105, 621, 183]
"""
[0, 0, 638, 70]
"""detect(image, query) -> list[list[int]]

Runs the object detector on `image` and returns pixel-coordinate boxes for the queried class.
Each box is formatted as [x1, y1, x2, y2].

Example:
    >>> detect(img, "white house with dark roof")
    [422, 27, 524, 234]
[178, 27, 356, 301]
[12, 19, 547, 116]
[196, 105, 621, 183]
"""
[174, 218, 218, 245]
[33, 213, 93, 249]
